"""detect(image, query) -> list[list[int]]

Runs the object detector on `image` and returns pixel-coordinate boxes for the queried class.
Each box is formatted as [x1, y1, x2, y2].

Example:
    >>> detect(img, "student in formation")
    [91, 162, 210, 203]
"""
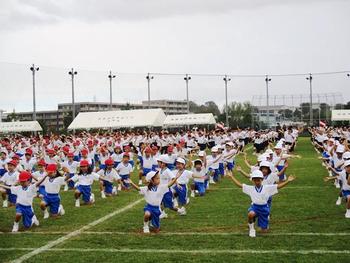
[98, 158, 120, 198]
[32, 159, 47, 199]
[190, 159, 208, 197]
[227, 170, 295, 237]
[40, 163, 66, 219]
[0, 171, 45, 232]
[115, 153, 133, 190]
[138, 147, 154, 185]
[128, 170, 182, 233]
[61, 152, 80, 191]
[0, 159, 20, 207]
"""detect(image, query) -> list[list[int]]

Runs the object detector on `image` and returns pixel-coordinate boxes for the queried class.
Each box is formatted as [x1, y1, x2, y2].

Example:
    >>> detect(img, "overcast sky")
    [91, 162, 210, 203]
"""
[0, 0, 349, 113]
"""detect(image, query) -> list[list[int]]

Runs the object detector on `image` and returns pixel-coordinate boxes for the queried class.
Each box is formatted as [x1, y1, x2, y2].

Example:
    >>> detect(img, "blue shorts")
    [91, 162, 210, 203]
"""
[227, 162, 235, 171]
[194, 182, 205, 196]
[142, 168, 152, 176]
[77, 185, 92, 203]
[204, 179, 209, 189]
[129, 160, 134, 167]
[219, 163, 225, 176]
[44, 193, 60, 214]
[277, 165, 286, 181]
[174, 184, 187, 205]
[114, 161, 121, 168]
[162, 190, 174, 209]
[6, 188, 17, 204]
[94, 154, 99, 162]
[15, 204, 34, 228]
[152, 165, 158, 171]
[248, 203, 270, 230]
[144, 204, 161, 229]
[0, 168, 6, 176]
[138, 156, 143, 166]
[37, 185, 46, 196]
[120, 174, 130, 189]
[103, 180, 113, 194]
[167, 163, 175, 170]
[73, 155, 80, 162]
[342, 190, 350, 199]
[99, 164, 106, 170]
[67, 173, 75, 189]
[209, 168, 220, 182]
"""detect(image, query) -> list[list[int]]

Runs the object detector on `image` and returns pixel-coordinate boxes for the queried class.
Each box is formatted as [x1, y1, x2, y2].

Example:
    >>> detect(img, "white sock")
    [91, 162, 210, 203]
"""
[248, 223, 254, 229]
[144, 221, 149, 227]
[13, 221, 19, 226]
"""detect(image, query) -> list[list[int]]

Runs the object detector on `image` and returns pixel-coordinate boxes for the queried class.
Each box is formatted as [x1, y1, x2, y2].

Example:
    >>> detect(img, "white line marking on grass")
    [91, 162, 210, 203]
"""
[3, 231, 350, 236]
[3, 248, 350, 254]
[215, 186, 330, 190]
[10, 198, 143, 263]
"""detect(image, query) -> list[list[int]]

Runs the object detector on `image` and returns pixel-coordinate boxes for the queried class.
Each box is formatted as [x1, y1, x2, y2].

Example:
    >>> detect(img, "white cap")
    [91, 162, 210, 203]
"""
[344, 160, 350, 167]
[198, 151, 205, 157]
[211, 147, 219, 152]
[260, 161, 271, 169]
[251, 170, 264, 179]
[156, 154, 170, 164]
[265, 149, 273, 155]
[336, 145, 345, 153]
[175, 157, 186, 165]
[343, 152, 350, 159]
[257, 154, 267, 162]
[145, 171, 158, 182]
[274, 143, 283, 150]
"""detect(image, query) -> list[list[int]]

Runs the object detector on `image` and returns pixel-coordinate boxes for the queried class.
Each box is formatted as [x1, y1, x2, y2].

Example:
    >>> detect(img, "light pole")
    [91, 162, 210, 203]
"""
[146, 73, 154, 109]
[108, 71, 116, 110]
[306, 73, 313, 126]
[30, 64, 39, 121]
[184, 74, 191, 114]
[68, 68, 78, 119]
[265, 75, 271, 128]
[223, 75, 231, 127]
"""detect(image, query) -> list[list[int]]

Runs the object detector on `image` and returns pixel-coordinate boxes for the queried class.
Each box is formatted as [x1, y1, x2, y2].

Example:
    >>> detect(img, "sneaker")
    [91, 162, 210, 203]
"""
[335, 182, 340, 189]
[101, 191, 106, 199]
[12, 222, 19, 233]
[190, 191, 195, 198]
[336, 197, 342, 206]
[143, 225, 150, 234]
[112, 186, 117, 195]
[249, 228, 256, 237]
[43, 209, 49, 219]
[32, 215, 40, 226]
[177, 207, 187, 216]
[75, 199, 80, 207]
[345, 210, 350, 218]
[2, 200, 8, 208]
[159, 211, 168, 219]
[209, 177, 215, 184]
[59, 205, 65, 216]
[90, 193, 95, 203]
[138, 180, 143, 186]
[64, 184, 68, 191]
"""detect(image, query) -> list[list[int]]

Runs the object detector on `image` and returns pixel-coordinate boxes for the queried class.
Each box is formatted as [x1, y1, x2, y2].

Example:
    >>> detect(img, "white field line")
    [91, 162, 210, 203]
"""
[213, 186, 332, 190]
[2, 231, 350, 236]
[10, 198, 144, 263]
[2, 247, 350, 254]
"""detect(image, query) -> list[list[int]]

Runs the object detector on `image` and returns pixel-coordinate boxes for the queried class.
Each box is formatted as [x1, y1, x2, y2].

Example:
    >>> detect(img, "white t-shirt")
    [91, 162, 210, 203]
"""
[339, 171, 350, 191]
[97, 169, 120, 183]
[140, 184, 169, 206]
[242, 184, 278, 205]
[262, 173, 280, 185]
[116, 162, 133, 175]
[43, 176, 66, 194]
[173, 169, 193, 185]
[192, 168, 206, 183]
[32, 170, 47, 181]
[10, 184, 37, 206]
[71, 172, 100, 186]
[61, 160, 79, 174]
[142, 156, 154, 169]
[159, 167, 175, 185]
[0, 170, 19, 185]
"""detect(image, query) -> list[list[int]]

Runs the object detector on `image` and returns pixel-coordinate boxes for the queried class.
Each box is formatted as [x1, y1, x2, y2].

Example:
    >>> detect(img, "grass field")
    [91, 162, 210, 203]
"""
[1, 137, 350, 263]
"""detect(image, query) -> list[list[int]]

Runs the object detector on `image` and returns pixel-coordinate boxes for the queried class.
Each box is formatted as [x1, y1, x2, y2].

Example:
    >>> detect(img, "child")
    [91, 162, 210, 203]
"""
[0, 159, 20, 207]
[138, 147, 154, 186]
[32, 159, 47, 199]
[190, 159, 208, 197]
[115, 153, 133, 190]
[206, 147, 221, 184]
[98, 158, 121, 198]
[128, 170, 182, 233]
[0, 171, 44, 232]
[68, 160, 100, 207]
[172, 157, 192, 212]
[228, 170, 295, 237]
[40, 163, 66, 219]
[61, 152, 80, 191]
[111, 146, 123, 168]
[223, 142, 237, 177]
[325, 160, 350, 217]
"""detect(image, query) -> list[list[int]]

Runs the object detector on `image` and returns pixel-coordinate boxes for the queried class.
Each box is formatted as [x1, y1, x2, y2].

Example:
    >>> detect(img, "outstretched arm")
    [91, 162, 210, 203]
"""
[227, 173, 243, 188]
[277, 175, 295, 189]
[236, 166, 250, 178]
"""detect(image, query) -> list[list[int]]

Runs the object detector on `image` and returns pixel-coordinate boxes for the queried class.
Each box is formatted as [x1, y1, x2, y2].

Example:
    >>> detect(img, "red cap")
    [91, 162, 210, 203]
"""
[47, 149, 55, 155]
[67, 152, 74, 157]
[80, 160, 89, 167]
[124, 145, 131, 150]
[8, 159, 17, 166]
[62, 146, 70, 153]
[12, 155, 20, 160]
[37, 159, 46, 166]
[81, 149, 88, 155]
[25, 148, 33, 155]
[167, 146, 174, 153]
[105, 158, 114, 166]
[19, 171, 31, 182]
[46, 164, 57, 172]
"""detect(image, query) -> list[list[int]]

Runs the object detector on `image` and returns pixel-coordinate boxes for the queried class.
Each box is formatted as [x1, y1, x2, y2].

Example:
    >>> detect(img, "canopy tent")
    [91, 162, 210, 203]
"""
[163, 113, 216, 127]
[0, 121, 42, 133]
[68, 108, 166, 130]
[332, 110, 350, 121]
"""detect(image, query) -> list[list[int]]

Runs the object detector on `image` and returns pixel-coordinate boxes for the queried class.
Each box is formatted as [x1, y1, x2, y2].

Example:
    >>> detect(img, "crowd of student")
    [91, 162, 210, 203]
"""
[0, 127, 299, 237]
[311, 126, 350, 218]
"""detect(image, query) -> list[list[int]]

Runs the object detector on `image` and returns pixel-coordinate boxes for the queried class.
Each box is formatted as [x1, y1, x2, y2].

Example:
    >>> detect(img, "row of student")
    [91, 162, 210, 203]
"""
[311, 127, 350, 218]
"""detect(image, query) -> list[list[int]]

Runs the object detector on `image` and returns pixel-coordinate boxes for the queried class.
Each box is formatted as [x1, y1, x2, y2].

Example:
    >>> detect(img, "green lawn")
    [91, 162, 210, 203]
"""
[1, 137, 349, 263]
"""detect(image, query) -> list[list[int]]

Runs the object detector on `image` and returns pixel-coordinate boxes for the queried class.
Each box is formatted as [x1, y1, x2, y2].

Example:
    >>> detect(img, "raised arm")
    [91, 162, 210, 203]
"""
[128, 178, 140, 191]
[277, 175, 295, 189]
[236, 166, 251, 178]
[227, 173, 243, 188]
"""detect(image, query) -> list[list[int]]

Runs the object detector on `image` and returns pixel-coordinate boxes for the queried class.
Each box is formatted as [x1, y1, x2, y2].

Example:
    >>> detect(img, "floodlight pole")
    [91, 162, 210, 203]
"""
[223, 75, 231, 127]
[184, 74, 191, 114]
[265, 75, 271, 128]
[30, 64, 39, 121]
[306, 73, 313, 126]
[108, 71, 116, 110]
[146, 73, 154, 109]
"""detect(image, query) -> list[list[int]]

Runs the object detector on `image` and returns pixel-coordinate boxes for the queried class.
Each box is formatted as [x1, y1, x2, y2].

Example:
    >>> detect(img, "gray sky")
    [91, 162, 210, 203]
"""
[0, 0, 349, 112]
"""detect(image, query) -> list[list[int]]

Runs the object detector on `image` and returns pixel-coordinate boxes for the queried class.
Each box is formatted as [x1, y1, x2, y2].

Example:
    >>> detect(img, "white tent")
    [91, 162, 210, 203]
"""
[68, 108, 166, 130]
[0, 121, 42, 133]
[163, 113, 216, 127]
[332, 110, 350, 121]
